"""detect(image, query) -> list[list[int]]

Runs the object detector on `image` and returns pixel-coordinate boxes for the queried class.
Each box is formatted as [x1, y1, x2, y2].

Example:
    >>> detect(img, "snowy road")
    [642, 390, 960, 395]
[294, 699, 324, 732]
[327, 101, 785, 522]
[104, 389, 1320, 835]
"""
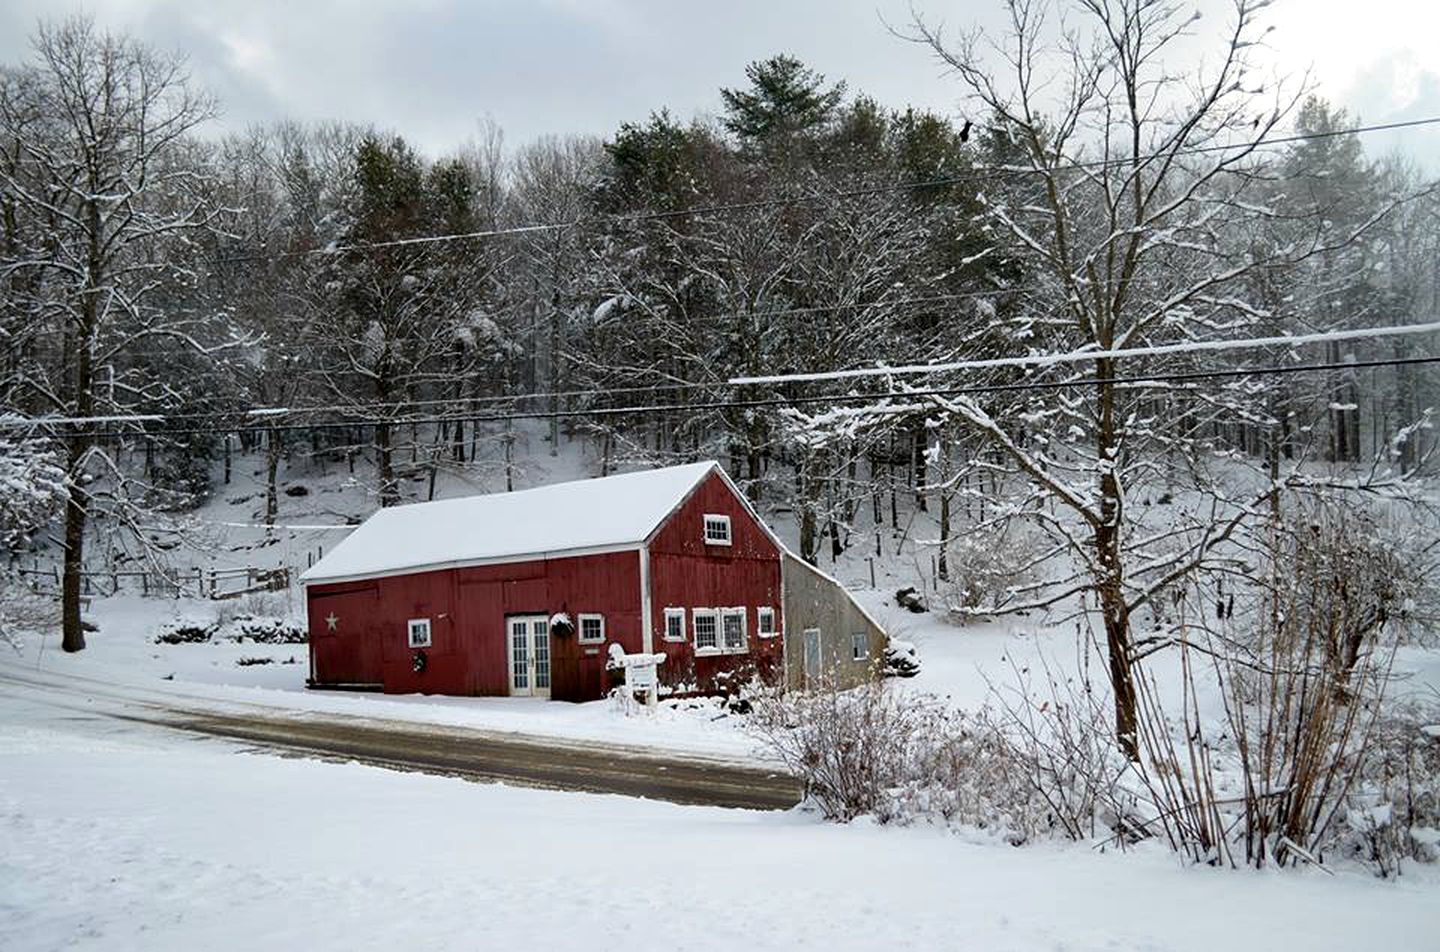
[0, 667, 800, 809]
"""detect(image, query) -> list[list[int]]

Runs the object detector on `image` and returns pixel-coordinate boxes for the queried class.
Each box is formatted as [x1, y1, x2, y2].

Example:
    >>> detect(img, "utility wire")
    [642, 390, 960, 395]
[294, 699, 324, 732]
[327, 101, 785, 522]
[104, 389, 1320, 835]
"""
[11, 353, 1437, 442]
[8, 316, 1429, 429]
[212, 117, 1440, 263]
[731, 320, 1440, 385]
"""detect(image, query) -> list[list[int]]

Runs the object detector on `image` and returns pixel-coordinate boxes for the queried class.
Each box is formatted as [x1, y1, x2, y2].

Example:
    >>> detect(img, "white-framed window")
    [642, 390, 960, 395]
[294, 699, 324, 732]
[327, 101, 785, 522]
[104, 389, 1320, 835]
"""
[757, 606, 777, 638]
[721, 607, 747, 652]
[663, 608, 687, 642]
[693, 609, 720, 653]
[851, 631, 869, 661]
[578, 613, 605, 644]
[702, 513, 732, 546]
[407, 617, 432, 648]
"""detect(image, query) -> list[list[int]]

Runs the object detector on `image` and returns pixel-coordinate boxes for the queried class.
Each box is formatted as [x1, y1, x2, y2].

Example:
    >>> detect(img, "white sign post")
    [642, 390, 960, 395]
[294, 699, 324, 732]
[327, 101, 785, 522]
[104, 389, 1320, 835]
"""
[608, 645, 664, 711]
[629, 660, 658, 709]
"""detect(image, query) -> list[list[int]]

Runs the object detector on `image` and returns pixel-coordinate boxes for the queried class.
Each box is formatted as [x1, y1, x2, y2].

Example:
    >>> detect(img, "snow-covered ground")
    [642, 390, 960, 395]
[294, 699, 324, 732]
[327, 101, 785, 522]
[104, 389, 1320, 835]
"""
[4, 689, 1438, 952]
[6, 441, 1440, 949]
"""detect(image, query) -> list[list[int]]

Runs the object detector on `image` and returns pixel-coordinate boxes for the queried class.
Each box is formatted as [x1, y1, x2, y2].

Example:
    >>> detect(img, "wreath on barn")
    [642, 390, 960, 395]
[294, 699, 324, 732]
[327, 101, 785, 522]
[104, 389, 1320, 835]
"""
[549, 612, 574, 638]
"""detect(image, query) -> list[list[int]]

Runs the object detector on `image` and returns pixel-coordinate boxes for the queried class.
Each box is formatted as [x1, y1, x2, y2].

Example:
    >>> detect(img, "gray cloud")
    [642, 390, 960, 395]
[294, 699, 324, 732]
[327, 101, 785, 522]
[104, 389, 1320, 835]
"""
[0, 0, 1430, 171]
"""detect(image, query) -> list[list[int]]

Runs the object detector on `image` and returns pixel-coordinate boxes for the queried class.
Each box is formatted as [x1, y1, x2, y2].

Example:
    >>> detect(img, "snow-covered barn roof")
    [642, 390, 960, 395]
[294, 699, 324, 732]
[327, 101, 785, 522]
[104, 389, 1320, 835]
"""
[300, 461, 721, 585]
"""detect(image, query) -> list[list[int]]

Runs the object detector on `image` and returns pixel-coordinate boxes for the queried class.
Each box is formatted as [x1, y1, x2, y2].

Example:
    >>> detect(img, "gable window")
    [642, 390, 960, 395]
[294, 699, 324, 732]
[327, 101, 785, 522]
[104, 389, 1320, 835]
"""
[407, 618, 432, 648]
[721, 608, 747, 652]
[578, 613, 605, 644]
[851, 631, 869, 661]
[757, 606, 777, 638]
[702, 513, 732, 546]
[693, 609, 719, 652]
[663, 608, 687, 642]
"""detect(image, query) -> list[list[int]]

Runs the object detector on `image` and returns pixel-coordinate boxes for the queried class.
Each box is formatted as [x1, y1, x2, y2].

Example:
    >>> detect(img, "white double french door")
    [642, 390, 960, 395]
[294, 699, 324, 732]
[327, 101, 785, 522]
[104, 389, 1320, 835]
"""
[507, 616, 551, 698]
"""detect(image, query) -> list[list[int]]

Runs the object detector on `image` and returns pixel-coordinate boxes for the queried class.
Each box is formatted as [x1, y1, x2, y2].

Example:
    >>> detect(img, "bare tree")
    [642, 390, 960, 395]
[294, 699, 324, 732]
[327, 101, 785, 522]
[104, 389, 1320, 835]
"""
[904, 0, 1394, 756]
[0, 16, 218, 651]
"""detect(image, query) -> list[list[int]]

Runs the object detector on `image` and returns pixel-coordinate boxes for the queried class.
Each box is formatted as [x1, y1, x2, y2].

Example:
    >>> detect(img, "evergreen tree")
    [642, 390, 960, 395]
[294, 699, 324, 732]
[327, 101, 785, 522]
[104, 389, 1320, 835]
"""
[720, 54, 845, 149]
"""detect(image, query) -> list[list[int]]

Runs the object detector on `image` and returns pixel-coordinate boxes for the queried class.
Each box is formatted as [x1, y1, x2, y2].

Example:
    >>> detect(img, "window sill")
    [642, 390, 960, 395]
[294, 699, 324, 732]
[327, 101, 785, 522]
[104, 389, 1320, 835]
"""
[694, 646, 749, 657]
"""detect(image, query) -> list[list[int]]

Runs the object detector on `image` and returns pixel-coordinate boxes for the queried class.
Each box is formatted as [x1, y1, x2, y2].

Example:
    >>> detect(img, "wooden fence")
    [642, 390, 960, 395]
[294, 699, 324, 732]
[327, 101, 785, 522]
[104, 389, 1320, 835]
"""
[12, 563, 291, 601]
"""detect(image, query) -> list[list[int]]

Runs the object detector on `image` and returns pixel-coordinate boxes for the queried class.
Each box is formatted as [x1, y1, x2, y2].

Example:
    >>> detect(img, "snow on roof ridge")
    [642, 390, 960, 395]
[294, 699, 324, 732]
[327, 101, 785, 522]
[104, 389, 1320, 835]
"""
[301, 460, 718, 584]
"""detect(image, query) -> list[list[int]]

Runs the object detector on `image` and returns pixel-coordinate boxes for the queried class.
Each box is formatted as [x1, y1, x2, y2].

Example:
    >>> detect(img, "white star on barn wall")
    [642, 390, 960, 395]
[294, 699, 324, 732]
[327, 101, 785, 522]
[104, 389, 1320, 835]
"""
[325, 612, 338, 631]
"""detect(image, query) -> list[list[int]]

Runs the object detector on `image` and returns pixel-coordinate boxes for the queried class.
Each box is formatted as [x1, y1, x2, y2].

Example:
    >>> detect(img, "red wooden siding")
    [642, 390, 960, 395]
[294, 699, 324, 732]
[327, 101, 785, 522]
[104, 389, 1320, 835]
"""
[307, 550, 642, 700]
[307, 465, 787, 702]
[647, 470, 784, 693]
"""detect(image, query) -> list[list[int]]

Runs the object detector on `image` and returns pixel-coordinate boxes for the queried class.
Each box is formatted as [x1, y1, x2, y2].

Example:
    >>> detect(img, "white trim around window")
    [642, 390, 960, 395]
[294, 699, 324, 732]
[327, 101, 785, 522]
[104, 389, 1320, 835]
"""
[693, 609, 720, 653]
[577, 613, 606, 644]
[693, 607, 749, 655]
[702, 513, 732, 546]
[720, 607, 747, 652]
[757, 606, 777, 638]
[407, 617, 432, 648]
[663, 607, 687, 642]
[851, 631, 869, 661]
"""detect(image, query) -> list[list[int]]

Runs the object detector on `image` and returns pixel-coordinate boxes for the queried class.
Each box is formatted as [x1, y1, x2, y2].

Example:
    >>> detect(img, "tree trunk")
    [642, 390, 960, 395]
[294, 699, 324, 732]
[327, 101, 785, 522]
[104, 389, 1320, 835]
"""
[264, 430, 281, 528]
[1095, 362, 1138, 760]
[798, 458, 818, 564]
[61, 198, 102, 654]
[60, 463, 89, 653]
[376, 420, 399, 507]
[912, 422, 928, 511]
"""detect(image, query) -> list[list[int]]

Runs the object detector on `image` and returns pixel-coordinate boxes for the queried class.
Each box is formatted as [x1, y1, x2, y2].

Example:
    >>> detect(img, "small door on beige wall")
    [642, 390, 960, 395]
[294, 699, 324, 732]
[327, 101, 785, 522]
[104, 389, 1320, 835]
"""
[803, 627, 822, 686]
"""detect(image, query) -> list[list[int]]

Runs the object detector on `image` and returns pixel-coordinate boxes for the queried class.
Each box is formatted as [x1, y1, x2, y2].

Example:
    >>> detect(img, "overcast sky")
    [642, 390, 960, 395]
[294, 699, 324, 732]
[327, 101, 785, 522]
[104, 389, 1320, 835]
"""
[1, 0, 1436, 166]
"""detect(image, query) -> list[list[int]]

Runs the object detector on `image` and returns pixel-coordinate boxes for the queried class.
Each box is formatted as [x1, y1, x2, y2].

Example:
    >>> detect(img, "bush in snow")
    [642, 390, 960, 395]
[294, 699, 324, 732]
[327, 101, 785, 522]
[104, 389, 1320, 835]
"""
[940, 522, 1042, 616]
[154, 612, 305, 645]
[154, 620, 218, 644]
[226, 614, 306, 644]
[1115, 501, 1424, 871]
[882, 638, 921, 678]
[874, 705, 1057, 843]
[0, 438, 67, 548]
[748, 681, 940, 821]
[749, 678, 1130, 841]
[0, 570, 57, 652]
[1335, 702, 1440, 877]
[985, 644, 1142, 843]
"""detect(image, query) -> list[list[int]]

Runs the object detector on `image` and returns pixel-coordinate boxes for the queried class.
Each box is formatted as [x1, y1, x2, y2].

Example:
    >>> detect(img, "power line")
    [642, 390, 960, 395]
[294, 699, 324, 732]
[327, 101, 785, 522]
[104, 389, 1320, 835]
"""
[12, 353, 1437, 442]
[730, 321, 1440, 386]
[9, 316, 1430, 431]
[213, 116, 1440, 264]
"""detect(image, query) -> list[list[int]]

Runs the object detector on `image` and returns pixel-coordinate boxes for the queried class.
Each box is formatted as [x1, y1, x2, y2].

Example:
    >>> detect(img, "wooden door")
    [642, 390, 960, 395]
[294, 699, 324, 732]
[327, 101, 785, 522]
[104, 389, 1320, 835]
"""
[507, 615, 552, 698]
[803, 628, 822, 687]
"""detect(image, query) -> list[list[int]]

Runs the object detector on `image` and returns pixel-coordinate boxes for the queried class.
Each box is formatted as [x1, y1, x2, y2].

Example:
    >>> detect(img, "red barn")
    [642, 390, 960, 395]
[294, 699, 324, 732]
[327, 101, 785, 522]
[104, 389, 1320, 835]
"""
[300, 462, 787, 701]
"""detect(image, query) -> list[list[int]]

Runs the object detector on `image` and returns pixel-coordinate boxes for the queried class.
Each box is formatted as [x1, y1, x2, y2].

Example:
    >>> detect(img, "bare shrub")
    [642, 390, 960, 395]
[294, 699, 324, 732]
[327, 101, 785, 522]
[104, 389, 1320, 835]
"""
[215, 590, 295, 627]
[942, 521, 1041, 614]
[879, 706, 1068, 844]
[747, 681, 938, 821]
[749, 676, 1134, 842]
[1126, 499, 1412, 871]
[984, 640, 1142, 843]
[0, 571, 58, 651]
[1337, 701, 1440, 876]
